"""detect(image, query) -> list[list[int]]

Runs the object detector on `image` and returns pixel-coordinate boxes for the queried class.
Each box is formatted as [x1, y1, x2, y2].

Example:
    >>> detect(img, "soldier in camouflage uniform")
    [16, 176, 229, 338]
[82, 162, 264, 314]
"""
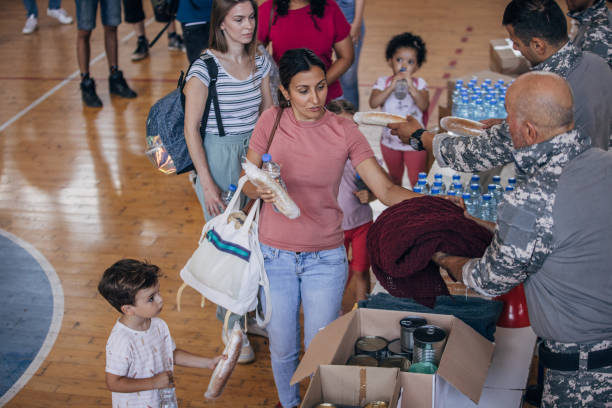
[566, 0, 612, 68]
[427, 72, 611, 407]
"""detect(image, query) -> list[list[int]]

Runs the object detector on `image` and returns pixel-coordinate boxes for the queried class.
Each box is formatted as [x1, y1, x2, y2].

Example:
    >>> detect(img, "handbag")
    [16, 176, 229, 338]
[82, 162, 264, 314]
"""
[145, 53, 225, 175]
[177, 176, 271, 326]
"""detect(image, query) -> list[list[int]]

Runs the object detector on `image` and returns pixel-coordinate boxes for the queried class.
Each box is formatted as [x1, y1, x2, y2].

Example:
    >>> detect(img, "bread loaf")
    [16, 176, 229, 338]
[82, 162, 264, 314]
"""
[204, 323, 242, 399]
[353, 111, 407, 126]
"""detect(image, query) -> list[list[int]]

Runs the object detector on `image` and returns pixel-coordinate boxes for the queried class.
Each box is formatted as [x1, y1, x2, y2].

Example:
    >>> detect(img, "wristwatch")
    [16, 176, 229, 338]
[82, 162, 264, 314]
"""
[409, 128, 426, 151]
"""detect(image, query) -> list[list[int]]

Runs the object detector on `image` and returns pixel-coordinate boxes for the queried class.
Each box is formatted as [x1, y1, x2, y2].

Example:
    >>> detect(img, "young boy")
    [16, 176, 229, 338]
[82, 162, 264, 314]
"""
[98, 259, 224, 407]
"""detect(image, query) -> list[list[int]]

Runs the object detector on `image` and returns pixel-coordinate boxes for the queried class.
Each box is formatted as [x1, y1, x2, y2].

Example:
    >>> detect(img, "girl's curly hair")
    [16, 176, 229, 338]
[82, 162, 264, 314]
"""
[385, 32, 427, 67]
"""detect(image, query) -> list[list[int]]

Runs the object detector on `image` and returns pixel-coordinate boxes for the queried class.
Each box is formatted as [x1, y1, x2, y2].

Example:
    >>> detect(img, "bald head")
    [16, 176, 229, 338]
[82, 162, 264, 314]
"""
[506, 72, 574, 144]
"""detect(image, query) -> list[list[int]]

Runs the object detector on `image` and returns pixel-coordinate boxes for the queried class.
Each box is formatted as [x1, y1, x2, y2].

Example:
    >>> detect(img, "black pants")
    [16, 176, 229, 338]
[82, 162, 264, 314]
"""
[182, 22, 210, 63]
[122, 0, 145, 24]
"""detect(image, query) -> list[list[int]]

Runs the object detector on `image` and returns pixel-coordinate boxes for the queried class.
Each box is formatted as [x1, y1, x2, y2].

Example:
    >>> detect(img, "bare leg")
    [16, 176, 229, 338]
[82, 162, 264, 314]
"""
[134, 20, 145, 37]
[168, 19, 176, 34]
[103, 25, 118, 69]
[77, 29, 92, 74]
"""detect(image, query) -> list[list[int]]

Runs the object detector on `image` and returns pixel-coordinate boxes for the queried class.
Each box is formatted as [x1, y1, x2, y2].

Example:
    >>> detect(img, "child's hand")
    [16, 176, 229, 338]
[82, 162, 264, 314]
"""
[354, 189, 370, 204]
[152, 371, 174, 389]
[208, 354, 227, 370]
[390, 71, 412, 88]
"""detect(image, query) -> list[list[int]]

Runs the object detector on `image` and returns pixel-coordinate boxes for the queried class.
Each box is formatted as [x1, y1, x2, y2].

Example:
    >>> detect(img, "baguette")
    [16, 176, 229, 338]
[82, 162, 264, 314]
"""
[353, 111, 408, 127]
[440, 116, 485, 137]
[205, 323, 242, 399]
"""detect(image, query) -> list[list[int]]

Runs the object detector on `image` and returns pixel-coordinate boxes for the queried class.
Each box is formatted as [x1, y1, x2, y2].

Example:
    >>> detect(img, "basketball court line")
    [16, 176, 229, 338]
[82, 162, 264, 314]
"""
[0, 17, 155, 133]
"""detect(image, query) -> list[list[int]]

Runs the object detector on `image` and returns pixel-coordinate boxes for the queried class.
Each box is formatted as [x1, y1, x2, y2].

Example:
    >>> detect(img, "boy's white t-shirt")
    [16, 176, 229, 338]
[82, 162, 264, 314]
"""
[105, 317, 176, 408]
[373, 75, 428, 151]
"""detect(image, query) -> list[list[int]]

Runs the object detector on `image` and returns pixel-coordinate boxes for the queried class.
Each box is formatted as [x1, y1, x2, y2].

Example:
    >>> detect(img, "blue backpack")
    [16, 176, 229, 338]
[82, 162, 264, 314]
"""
[145, 54, 225, 175]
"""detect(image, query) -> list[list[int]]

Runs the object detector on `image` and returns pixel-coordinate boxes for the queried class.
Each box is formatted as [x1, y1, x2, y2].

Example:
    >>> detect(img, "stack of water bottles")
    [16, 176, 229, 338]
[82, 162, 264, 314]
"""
[413, 173, 517, 223]
[451, 77, 511, 121]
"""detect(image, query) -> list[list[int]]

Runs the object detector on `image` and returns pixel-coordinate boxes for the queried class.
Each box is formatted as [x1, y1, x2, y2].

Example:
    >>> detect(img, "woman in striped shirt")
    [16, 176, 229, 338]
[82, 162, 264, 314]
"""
[184, 0, 273, 221]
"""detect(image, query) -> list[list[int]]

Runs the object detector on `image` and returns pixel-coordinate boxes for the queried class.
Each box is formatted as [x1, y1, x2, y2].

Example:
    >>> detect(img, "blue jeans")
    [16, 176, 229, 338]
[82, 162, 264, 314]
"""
[260, 243, 348, 408]
[23, 0, 61, 17]
[75, 0, 121, 30]
[337, 0, 365, 110]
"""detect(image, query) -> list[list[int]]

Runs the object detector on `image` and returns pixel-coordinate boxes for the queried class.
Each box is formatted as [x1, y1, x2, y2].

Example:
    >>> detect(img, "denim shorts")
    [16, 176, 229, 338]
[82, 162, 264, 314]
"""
[75, 0, 121, 30]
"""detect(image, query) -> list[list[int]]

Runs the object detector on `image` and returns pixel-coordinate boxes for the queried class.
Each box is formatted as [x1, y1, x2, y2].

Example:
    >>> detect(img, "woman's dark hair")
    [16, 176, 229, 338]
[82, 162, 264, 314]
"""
[277, 48, 327, 108]
[385, 32, 427, 67]
[502, 0, 567, 46]
[273, 0, 326, 31]
[98, 259, 160, 313]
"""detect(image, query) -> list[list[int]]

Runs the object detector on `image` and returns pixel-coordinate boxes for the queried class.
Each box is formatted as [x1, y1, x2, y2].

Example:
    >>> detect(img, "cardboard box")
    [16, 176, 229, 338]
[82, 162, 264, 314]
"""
[292, 308, 495, 408]
[301, 365, 401, 408]
[489, 39, 531, 76]
[446, 70, 515, 110]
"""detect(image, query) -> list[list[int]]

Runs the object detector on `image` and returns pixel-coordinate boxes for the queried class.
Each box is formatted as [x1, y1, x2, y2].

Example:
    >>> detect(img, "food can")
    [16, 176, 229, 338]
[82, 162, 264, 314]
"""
[413, 325, 447, 367]
[355, 336, 388, 361]
[379, 356, 411, 372]
[399, 316, 427, 352]
[386, 338, 412, 362]
[346, 354, 378, 367]
[364, 401, 389, 408]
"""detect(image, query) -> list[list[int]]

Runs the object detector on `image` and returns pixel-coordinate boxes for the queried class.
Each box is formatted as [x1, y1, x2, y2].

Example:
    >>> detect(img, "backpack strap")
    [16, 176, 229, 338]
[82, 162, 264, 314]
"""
[201, 54, 226, 137]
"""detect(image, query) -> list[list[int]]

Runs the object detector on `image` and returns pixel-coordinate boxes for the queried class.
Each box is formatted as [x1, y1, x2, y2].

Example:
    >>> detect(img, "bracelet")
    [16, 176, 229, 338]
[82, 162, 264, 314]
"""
[411, 128, 426, 139]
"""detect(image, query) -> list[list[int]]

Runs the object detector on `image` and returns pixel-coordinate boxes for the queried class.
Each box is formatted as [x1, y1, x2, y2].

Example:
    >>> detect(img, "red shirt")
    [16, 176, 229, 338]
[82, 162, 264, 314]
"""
[258, 0, 351, 102]
[249, 107, 374, 251]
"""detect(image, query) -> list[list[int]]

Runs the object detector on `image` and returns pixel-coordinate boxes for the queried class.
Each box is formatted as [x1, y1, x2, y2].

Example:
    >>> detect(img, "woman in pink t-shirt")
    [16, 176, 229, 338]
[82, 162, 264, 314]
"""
[257, 0, 354, 103]
[241, 48, 418, 408]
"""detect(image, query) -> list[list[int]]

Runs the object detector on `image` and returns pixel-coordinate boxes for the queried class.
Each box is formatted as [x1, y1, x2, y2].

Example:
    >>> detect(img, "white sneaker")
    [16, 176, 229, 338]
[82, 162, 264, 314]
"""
[22, 15, 38, 34]
[222, 330, 255, 364]
[47, 8, 73, 24]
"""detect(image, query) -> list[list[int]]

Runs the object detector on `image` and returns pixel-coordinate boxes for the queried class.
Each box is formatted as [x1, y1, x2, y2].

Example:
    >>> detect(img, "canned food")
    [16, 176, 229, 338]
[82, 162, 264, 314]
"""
[355, 336, 388, 361]
[399, 316, 427, 352]
[346, 354, 378, 367]
[387, 338, 412, 361]
[364, 401, 389, 408]
[379, 356, 410, 371]
[413, 325, 447, 366]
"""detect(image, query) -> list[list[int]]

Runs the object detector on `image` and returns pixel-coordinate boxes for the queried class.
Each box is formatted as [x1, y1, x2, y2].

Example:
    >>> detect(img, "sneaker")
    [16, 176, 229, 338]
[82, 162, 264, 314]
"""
[222, 330, 255, 364]
[80, 77, 103, 108]
[109, 70, 137, 99]
[246, 316, 268, 338]
[22, 14, 38, 34]
[168, 33, 186, 52]
[131, 37, 149, 61]
[47, 8, 73, 24]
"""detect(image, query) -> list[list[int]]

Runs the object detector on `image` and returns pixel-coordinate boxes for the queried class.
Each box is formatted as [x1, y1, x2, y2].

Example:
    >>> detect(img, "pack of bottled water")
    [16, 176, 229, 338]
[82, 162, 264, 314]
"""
[451, 77, 511, 121]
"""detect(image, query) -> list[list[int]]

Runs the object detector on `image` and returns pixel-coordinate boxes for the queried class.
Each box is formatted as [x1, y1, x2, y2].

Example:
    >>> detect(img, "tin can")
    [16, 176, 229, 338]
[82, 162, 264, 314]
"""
[386, 338, 412, 362]
[364, 401, 389, 408]
[379, 356, 410, 372]
[346, 354, 378, 367]
[355, 336, 388, 361]
[399, 316, 427, 352]
[413, 325, 447, 366]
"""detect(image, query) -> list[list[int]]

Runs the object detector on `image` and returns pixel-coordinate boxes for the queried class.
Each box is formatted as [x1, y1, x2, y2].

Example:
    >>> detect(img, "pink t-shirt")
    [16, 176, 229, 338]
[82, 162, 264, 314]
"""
[258, 0, 350, 102]
[250, 107, 374, 251]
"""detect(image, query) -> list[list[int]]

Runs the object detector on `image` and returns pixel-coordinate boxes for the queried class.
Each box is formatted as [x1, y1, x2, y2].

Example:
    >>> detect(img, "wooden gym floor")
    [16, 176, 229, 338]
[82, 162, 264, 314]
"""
[1, 0, 579, 406]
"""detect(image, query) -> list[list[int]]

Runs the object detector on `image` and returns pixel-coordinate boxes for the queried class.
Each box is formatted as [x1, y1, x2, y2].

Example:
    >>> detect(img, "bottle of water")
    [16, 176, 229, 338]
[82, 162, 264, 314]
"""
[451, 83, 463, 116]
[221, 183, 237, 206]
[430, 187, 441, 196]
[159, 388, 178, 408]
[479, 194, 495, 222]
[432, 181, 445, 195]
[450, 182, 464, 195]
[394, 68, 409, 100]
[447, 190, 457, 197]
[497, 94, 507, 119]
[451, 174, 462, 190]
[507, 177, 516, 189]
[262, 153, 286, 212]
[469, 182, 481, 199]
[474, 99, 486, 121]
[470, 174, 481, 193]
[483, 78, 492, 87]
[413, 186, 423, 194]
[457, 96, 470, 119]
[487, 184, 498, 208]
[355, 173, 369, 191]
[433, 174, 446, 193]
[491, 175, 503, 203]
[414, 172, 430, 194]
[505, 185, 514, 195]
[485, 98, 497, 119]
[464, 192, 479, 217]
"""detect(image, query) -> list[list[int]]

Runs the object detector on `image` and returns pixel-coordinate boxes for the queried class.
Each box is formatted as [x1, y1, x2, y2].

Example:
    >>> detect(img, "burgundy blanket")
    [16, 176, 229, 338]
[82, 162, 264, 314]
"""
[367, 196, 493, 307]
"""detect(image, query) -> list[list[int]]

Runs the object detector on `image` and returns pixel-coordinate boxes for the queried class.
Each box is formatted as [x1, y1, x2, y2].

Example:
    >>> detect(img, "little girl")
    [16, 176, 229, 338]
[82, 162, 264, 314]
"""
[369, 32, 429, 187]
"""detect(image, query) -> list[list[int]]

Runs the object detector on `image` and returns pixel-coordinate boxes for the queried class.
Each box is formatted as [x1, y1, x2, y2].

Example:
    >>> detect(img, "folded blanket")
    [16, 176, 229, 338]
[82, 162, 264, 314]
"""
[366, 196, 493, 307]
[358, 293, 503, 342]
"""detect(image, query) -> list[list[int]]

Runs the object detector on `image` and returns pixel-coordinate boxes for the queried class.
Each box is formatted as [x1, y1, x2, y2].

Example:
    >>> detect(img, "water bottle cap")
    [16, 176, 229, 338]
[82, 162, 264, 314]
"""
[417, 180, 427, 186]
[418, 172, 427, 178]
[434, 173, 442, 179]
[482, 194, 492, 201]
[413, 186, 422, 193]
[433, 181, 442, 187]
[452, 174, 460, 180]
[229, 183, 237, 192]
[471, 174, 480, 181]
[488, 184, 496, 191]
[470, 183, 479, 190]
[476, 99, 484, 105]
[453, 182, 462, 188]
[505, 186, 514, 191]
[484, 78, 492, 83]
[493, 175, 501, 182]
[448, 190, 456, 196]
[356, 173, 362, 180]
[399, 67, 407, 72]
[462, 97, 469, 103]
[456, 79, 464, 84]
[462, 193, 471, 199]
[262, 153, 271, 162]
[508, 177, 516, 184]
[497, 79, 505, 85]
[431, 188, 440, 194]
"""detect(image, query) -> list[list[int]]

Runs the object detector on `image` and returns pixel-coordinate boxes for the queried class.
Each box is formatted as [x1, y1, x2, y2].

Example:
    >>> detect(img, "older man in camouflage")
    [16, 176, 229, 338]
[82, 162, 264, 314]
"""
[566, 0, 612, 67]
[424, 72, 611, 407]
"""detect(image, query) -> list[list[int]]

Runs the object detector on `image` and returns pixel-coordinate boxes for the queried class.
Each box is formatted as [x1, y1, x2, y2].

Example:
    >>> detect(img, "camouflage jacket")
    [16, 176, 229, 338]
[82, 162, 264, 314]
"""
[461, 129, 590, 296]
[568, 0, 612, 68]
[433, 43, 588, 174]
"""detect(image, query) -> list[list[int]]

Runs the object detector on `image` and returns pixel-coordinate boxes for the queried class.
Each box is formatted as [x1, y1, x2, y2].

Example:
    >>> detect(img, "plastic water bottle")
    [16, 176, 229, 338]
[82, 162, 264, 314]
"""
[433, 174, 446, 193]
[262, 153, 286, 212]
[450, 182, 464, 195]
[159, 388, 178, 408]
[469, 182, 480, 199]
[507, 177, 516, 189]
[414, 172, 430, 194]
[457, 96, 470, 119]
[451, 174, 462, 189]
[505, 185, 514, 195]
[474, 99, 486, 121]
[451, 83, 463, 116]
[479, 194, 495, 222]
[221, 183, 237, 206]
[432, 181, 445, 195]
[485, 98, 497, 119]
[413, 186, 423, 194]
[394, 68, 409, 100]
[416, 179, 429, 194]
[464, 192, 479, 217]
[491, 175, 503, 203]
[447, 190, 457, 197]
[470, 174, 481, 193]
[487, 184, 498, 208]
[497, 94, 507, 119]
[355, 173, 369, 191]
[430, 187, 441, 196]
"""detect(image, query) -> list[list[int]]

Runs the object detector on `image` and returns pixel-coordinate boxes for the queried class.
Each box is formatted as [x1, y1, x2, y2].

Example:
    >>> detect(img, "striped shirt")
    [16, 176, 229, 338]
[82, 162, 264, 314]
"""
[105, 318, 176, 408]
[186, 50, 271, 136]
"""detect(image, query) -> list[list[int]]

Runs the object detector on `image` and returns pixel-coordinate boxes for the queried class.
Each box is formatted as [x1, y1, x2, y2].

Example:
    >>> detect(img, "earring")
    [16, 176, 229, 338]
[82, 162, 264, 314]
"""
[287, 100, 291, 106]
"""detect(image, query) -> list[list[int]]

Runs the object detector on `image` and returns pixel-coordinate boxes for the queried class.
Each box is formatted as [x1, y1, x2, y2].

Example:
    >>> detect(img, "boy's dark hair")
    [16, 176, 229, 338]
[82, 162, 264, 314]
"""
[278, 48, 327, 108]
[502, 0, 567, 46]
[98, 259, 160, 313]
[385, 32, 427, 67]
[326, 99, 356, 115]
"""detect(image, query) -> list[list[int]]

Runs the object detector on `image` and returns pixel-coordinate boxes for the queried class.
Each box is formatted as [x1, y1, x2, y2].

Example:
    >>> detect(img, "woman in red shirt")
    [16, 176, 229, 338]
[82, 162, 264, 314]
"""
[258, 0, 354, 103]
[242, 48, 418, 408]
